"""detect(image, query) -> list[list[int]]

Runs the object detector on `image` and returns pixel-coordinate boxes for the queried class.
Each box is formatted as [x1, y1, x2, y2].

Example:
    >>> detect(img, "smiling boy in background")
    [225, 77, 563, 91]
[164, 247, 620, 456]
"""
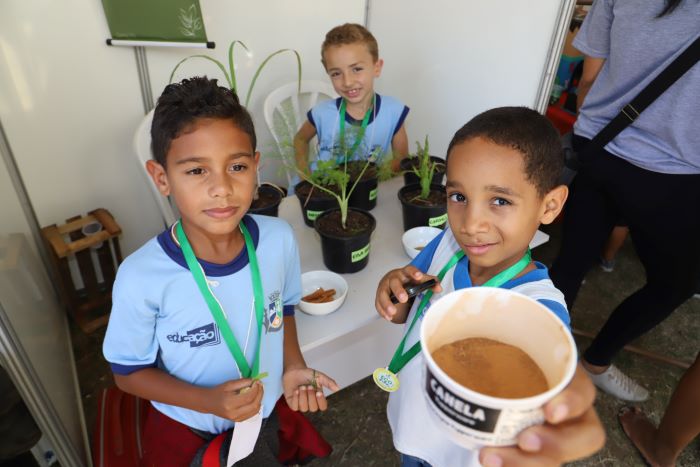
[294, 23, 409, 173]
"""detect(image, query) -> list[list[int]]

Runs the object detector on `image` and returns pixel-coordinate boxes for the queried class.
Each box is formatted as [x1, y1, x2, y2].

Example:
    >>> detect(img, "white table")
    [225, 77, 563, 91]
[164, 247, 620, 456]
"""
[280, 176, 549, 390]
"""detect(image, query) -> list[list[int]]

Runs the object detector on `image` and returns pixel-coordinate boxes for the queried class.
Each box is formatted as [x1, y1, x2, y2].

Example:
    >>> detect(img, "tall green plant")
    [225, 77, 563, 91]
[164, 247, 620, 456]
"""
[409, 136, 442, 200]
[296, 152, 376, 230]
[169, 40, 302, 107]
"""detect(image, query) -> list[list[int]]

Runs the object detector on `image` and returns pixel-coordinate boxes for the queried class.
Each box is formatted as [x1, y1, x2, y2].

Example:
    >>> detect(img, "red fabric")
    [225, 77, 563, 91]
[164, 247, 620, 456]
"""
[201, 432, 226, 467]
[92, 386, 150, 467]
[546, 93, 577, 135]
[96, 388, 331, 466]
[274, 398, 332, 465]
[140, 404, 207, 467]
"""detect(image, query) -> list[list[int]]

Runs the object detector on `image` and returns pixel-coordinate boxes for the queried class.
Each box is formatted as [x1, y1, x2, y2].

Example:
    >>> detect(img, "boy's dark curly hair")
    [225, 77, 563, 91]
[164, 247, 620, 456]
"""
[446, 107, 563, 195]
[150, 76, 256, 167]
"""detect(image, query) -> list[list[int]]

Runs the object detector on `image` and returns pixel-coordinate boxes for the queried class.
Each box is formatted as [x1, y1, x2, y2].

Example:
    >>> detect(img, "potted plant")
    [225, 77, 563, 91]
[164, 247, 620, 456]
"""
[345, 144, 408, 211]
[294, 160, 342, 227]
[170, 40, 302, 216]
[249, 177, 288, 217]
[346, 159, 378, 211]
[330, 124, 384, 211]
[296, 159, 376, 273]
[398, 137, 447, 231]
[400, 137, 446, 186]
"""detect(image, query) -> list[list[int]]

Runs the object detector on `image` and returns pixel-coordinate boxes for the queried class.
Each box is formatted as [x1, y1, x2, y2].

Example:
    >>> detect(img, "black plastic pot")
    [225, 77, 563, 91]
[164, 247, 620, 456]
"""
[398, 183, 447, 231]
[248, 184, 287, 217]
[314, 208, 376, 273]
[294, 181, 339, 227]
[400, 156, 446, 186]
[348, 166, 378, 211]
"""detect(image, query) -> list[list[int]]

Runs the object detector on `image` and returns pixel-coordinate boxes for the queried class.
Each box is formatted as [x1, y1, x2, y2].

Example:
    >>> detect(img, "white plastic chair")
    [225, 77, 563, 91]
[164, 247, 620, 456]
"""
[133, 110, 178, 228]
[263, 80, 337, 187]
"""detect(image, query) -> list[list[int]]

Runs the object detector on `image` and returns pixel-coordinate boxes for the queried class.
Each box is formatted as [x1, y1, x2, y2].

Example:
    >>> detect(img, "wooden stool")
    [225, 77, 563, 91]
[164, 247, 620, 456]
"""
[40, 208, 123, 333]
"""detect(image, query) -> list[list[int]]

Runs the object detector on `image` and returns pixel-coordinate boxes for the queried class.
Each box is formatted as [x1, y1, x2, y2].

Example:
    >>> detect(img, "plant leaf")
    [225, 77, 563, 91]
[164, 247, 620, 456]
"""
[245, 48, 302, 107]
[228, 40, 249, 94]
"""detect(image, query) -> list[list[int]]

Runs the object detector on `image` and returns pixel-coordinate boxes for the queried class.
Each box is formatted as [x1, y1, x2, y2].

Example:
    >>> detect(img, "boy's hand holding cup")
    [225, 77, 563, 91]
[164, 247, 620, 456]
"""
[419, 287, 595, 461]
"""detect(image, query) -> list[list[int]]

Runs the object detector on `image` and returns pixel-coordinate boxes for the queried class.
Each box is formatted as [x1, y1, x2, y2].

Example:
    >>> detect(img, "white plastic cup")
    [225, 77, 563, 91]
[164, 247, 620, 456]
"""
[80, 220, 107, 284]
[81, 221, 103, 249]
[419, 287, 577, 449]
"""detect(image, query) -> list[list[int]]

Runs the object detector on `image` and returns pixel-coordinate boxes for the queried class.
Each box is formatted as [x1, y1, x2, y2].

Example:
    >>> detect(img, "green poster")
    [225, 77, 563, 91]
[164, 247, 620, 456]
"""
[102, 0, 208, 43]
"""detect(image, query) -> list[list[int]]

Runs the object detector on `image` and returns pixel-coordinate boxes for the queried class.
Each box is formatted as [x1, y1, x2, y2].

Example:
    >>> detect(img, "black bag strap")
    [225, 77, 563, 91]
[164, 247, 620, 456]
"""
[586, 34, 700, 154]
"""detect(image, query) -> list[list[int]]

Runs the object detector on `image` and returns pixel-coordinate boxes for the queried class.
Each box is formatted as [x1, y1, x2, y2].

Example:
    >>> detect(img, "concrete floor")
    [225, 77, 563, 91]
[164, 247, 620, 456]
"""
[72, 222, 699, 466]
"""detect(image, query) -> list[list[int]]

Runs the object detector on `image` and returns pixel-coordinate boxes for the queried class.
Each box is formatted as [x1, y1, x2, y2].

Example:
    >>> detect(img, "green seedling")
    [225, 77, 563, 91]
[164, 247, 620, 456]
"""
[408, 136, 443, 201]
[237, 372, 268, 394]
[296, 149, 378, 230]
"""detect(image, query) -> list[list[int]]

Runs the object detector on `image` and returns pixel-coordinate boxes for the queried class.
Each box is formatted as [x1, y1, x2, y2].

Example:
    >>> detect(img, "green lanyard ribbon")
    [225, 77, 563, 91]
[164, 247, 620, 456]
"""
[386, 249, 532, 374]
[176, 221, 264, 379]
[337, 96, 373, 163]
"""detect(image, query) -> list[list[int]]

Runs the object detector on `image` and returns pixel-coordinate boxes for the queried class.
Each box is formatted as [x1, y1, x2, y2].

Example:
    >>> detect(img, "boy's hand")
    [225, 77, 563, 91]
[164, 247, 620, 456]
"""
[375, 265, 442, 322]
[479, 364, 605, 467]
[205, 379, 263, 422]
[283, 367, 339, 412]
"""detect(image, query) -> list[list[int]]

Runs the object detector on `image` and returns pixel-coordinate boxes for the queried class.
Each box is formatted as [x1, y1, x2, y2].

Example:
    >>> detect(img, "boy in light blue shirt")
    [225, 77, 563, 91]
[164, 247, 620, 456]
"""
[103, 76, 338, 466]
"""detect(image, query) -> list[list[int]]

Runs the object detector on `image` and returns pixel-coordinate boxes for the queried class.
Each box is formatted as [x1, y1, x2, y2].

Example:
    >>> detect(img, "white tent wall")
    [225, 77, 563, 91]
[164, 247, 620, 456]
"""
[0, 0, 569, 257]
[0, 0, 161, 256]
[369, 0, 571, 158]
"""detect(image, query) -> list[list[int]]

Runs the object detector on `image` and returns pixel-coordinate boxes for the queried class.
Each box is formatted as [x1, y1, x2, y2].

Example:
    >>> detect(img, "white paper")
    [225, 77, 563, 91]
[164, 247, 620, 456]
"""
[227, 407, 263, 466]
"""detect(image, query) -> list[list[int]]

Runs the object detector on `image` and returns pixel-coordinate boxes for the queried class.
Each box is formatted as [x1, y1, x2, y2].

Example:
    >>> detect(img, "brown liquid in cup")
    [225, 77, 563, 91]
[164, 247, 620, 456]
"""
[432, 337, 548, 399]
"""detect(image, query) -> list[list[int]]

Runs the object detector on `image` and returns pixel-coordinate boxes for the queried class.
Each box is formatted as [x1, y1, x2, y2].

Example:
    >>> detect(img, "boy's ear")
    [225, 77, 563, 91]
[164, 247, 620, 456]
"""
[145, 160, 171, 197]
[539, 185, 568, 225]
[373, 58, 384, 77]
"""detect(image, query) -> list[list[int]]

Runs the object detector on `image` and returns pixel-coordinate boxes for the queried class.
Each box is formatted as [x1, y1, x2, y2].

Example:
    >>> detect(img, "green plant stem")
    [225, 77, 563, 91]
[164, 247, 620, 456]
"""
[246, 48, 302, 107]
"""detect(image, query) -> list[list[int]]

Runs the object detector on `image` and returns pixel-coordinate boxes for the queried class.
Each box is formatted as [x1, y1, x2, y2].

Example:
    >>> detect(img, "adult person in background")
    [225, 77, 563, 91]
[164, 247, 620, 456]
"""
[550, 0, 700, 401]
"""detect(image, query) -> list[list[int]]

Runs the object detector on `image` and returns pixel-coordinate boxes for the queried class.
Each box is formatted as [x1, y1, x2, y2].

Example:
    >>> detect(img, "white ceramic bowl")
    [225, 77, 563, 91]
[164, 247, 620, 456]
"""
[298, 270, 348, 316]
[402, 226, 442, 259]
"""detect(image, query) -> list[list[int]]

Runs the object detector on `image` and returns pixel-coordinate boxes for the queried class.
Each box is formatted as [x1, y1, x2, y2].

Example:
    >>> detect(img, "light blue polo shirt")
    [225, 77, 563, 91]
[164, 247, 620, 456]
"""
[103, 214, 301, 434]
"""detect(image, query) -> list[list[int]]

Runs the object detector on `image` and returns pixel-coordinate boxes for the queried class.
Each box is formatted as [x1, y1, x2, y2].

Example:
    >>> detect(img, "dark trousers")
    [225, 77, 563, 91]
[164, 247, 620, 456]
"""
[550, 135, 700, 366]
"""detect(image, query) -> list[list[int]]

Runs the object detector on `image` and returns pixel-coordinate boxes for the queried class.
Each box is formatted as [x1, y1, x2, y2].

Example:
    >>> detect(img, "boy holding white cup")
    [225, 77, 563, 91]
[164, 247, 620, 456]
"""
[374, 107, 604, 467]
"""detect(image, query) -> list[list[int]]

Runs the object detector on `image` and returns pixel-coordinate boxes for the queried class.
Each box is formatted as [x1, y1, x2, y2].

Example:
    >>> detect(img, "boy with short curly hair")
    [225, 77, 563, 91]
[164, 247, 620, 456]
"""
[375, 107, 604, 466]
[104, 76, 338, 466]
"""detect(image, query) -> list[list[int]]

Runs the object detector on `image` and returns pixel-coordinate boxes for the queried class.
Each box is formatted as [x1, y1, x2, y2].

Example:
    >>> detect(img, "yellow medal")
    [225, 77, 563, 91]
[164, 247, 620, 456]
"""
[373, 367, 400, 392]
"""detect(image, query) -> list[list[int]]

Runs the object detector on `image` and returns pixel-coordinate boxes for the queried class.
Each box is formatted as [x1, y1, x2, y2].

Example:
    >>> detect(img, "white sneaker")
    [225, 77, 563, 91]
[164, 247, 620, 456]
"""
[584, 365, 649, 401]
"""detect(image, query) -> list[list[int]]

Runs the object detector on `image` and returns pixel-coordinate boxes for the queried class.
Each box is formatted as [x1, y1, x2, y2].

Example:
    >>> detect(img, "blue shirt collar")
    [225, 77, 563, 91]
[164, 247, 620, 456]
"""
[335, 93, 382, 126]
[454, 256, 549, 289]
[157, 215, 259, 277]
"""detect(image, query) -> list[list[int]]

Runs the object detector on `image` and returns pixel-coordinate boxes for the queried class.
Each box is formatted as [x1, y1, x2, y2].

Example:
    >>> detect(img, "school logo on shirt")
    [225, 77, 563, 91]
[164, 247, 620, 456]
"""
[265, 291, 283, 333]
[166, 323, 221, 348]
